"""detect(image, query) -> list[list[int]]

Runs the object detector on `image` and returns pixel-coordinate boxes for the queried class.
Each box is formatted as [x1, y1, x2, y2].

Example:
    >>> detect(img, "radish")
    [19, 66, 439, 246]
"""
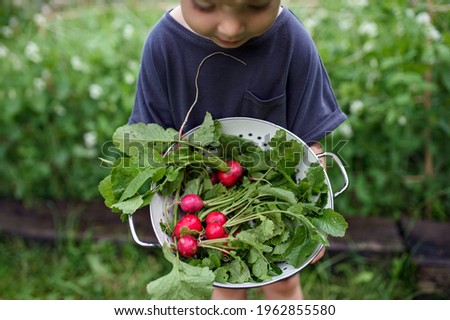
[173, 214, 202, 239]
[205, 211, 227, 226]
[209, 171, 219, 185]
[217, 160, 243, 187]
[180, 194, 204, 213]
[205, 223, 226, 239]
[177, 235, 198, 258]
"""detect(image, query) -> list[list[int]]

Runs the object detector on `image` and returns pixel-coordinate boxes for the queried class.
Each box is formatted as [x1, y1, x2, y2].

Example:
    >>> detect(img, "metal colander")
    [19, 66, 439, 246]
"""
[128, 117, 348, 288]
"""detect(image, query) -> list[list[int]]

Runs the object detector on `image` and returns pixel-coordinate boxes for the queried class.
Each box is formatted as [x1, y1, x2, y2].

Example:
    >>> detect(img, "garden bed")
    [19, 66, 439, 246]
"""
[2, 198, 447, 257]
[1, 198, 449, 297]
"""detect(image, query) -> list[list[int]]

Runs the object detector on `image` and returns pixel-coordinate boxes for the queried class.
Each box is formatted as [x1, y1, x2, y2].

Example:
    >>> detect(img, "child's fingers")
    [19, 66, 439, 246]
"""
[310, 247, 326, 264]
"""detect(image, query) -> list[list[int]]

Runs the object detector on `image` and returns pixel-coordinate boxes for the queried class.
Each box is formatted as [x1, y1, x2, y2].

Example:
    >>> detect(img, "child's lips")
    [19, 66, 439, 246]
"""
[215, 37, 244, 47]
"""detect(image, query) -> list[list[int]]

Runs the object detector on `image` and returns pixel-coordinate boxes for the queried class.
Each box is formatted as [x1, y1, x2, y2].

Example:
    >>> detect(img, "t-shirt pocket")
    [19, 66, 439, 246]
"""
[242, 90, 287, 127]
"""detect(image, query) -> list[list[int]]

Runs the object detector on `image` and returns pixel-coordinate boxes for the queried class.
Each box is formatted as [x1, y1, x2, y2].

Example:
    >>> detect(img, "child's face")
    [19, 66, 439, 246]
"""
[180, 0, 281, 48]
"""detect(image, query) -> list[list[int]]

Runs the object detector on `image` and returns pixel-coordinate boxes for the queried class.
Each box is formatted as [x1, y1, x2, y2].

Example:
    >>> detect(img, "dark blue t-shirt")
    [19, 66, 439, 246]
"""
[129, 8, 346, 144]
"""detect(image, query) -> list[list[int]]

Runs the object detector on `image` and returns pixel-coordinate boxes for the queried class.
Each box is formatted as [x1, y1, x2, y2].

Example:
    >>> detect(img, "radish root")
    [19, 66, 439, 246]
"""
[178, 52, 247, 137]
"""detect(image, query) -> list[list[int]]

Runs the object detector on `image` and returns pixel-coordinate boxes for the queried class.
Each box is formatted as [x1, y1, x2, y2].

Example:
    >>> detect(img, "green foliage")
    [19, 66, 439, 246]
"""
[0, 0, 165, 202]
[146, 245, 215, 300]
[1, 0, 449, 219]
[0, 235, 422, 299]
[0, 235, 171, 299]
[290, 0, 450, 220]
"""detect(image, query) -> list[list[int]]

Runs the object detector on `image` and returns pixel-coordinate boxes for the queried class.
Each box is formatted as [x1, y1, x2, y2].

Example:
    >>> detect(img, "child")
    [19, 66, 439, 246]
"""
[129, 0, 346, 299]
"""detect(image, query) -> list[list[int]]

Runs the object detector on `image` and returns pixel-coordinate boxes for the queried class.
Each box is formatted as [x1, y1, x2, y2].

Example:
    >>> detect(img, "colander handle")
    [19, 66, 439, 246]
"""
[128, 214, 160, 247]
[317, 152, 349, 198]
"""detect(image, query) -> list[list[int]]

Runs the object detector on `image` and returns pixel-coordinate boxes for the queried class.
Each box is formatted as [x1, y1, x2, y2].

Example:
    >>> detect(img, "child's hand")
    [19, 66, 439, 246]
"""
[310, 247, 326, 264]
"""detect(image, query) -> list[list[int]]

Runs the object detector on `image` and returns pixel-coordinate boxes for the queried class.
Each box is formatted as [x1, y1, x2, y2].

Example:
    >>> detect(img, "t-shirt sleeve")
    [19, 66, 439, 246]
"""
[128, 31, 174, 127]
[286, 24, 346, 144]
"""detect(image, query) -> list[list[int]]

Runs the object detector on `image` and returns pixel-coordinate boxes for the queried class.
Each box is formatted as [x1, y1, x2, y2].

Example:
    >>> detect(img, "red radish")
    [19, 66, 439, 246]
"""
[177, 235, 198, 258]
[206, 211, 227, 226]
[205, 223, 226, 239]
[174, 214, 202, 239]
[209, 171, 219, 185]
[180, 194, 204, 213]
[217, 160, 243, 187]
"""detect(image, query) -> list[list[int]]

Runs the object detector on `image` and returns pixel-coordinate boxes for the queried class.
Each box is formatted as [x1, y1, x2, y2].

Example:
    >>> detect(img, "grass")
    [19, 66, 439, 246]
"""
[0, 234, 170, 299]
[0, 233, 421, 300]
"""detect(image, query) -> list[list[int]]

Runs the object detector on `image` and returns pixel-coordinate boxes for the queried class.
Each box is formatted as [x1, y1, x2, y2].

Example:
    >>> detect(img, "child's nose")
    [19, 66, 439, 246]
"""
[217, 16, 244, 39]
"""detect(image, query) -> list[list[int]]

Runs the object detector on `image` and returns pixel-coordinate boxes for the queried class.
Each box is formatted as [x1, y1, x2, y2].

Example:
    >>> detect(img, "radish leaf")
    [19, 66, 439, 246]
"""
[113, 123, 178, 156]
[146, 245, 214, 300]
[311, 209, 348, 237]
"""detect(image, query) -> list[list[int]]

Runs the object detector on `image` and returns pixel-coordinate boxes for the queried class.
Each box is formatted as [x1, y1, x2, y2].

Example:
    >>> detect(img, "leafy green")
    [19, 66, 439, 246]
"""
[187, 112, 221, 147]
[98, 112, 349, 298]
[311, 209, 348, 237]
[146, 246, 215, 300]
[113, 122, 178, 156]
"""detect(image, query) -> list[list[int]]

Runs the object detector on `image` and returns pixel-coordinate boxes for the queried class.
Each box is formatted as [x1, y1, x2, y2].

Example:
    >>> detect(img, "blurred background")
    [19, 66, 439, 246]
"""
[0, 0, 449, 299]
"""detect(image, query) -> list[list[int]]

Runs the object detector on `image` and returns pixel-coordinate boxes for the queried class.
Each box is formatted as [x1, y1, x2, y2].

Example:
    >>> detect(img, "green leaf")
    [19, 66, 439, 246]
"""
[111, 157, 142, 199]
[214, 267, 229, 283]
[218, 133, 260, 162]
[113, 123, 178, 156]
[159, 168, 184, 196]
[98, 175, 118, 208]
[284, 227, 321, 268]
[111, 195, 144, 215]
[119, 166, 165, 202]
[240, 148, 271, 172]
[237, 219, 276, 249]
[268, 129, 303, 176]
[249, 248, 269, 280]
[227, 257, 251, 283]
[182, 177, 202, 197]
[257, 184, 298, 205]
[202, 183, 227, 200]
[306, 165, 328, 194]
[187, 112, 221, 147]
[310, 209, 348, 237]
[146, 246, 215, 300]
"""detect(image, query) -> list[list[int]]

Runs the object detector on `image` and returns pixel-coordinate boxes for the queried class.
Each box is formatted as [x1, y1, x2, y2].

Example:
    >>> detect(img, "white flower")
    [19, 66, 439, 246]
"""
[70, 55, 87, 72]
[123, 24, 134, 39]
[127, 60, 139, 71]
[25, 41, 42, 63]
[89, 84, 103, 100]
[406, 8, 415, 18]
[398, 116, 407, 126]
[83, 131, 97, 149]
[426, 25, 441, 41]
[33, 13, 47, 28]
[33, 78, 46, 91]
[349, 0, 368, 7]
[339, 123, 353, 138]
[350, 100, 364, 114]
[0, 44, 8, 58]
[416, 12, 431, 25]
[124, 72, 135, 85]
[358, 21, 378, 37]
[303, 18, 318, 31]
[54, 105, 66, 116]
[1, 26, 13, 38]
[339, 19, 353, 31]
[362, 40, 375, 53]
